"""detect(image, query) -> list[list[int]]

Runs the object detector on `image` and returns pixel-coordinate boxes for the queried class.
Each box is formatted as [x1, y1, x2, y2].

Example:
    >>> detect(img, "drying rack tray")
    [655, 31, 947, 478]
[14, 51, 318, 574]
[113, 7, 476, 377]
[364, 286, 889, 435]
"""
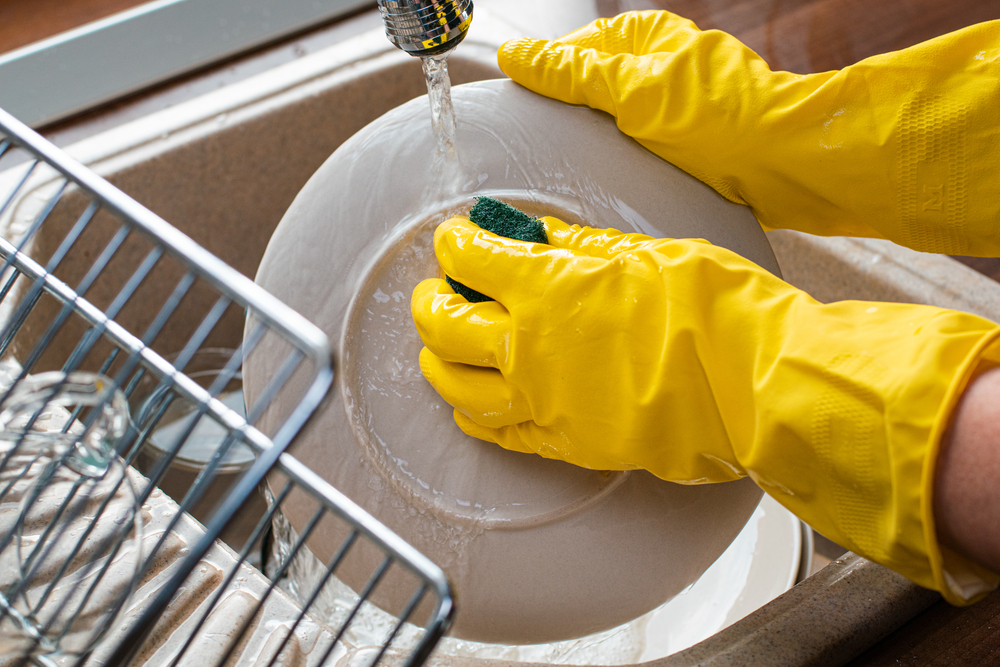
[0, 106, 453, 667]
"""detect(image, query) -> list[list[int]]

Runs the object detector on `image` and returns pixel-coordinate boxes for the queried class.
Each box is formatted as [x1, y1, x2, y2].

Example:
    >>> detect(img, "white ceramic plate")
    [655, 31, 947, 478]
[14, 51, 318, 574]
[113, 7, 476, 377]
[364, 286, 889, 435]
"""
[275, 495, 805, 665]
[637, 493, 803, 660]
[248, 79, 782, 643]
[431, 494, 804, 663]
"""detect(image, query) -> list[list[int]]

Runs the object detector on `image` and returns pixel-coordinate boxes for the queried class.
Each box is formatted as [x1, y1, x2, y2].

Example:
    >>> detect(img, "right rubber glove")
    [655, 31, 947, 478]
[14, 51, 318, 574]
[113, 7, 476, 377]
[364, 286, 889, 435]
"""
[498, 12, 1000, 256]
[412, 215, 1000, 604]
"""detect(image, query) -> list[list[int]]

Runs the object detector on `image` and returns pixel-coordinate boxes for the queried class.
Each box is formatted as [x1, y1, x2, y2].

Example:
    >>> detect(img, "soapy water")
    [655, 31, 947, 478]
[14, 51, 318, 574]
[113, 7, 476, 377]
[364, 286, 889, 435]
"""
[344, 197, 626, 532]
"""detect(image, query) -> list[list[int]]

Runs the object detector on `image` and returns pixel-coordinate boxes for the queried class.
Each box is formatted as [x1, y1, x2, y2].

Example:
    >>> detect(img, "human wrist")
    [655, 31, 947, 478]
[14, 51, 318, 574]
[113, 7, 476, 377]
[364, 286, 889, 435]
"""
[935, 364, 1000, 576]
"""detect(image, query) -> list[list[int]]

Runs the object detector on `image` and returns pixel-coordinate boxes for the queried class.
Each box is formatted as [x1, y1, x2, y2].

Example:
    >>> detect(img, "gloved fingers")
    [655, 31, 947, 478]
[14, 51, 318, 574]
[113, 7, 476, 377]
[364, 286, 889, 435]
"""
[418, 347, 533, 428]
[498, 37, 623, 117]
[498, 11, 710, 115]
[452, 410, 535, 455]
[499, 13, 765, 154]
[411, 278, 511, 367]
[434, 216, 600, 305]
[541, 216, 658, 259]
[499, 35, 707, 125]
[553, 11, 704, 57]
[455, 414, 591, 467]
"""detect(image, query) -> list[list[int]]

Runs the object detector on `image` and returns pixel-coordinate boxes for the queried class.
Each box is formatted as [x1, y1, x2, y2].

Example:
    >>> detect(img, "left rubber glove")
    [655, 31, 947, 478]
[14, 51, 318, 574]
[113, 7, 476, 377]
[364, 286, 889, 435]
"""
[497, 11, 1000, 256]
[412, 215, 1000, 604]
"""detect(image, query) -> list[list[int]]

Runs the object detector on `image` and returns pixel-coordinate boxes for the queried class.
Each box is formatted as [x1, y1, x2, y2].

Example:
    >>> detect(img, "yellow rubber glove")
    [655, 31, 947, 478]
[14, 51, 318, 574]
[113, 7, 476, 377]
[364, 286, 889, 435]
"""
[412, 215, 1000, 603]
[497, 12, 1000, 256]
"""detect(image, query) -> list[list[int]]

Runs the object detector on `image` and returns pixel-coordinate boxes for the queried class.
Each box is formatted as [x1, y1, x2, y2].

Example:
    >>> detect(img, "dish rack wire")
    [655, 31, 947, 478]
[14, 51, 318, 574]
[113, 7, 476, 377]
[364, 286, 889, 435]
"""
[0, 106, 454, 667]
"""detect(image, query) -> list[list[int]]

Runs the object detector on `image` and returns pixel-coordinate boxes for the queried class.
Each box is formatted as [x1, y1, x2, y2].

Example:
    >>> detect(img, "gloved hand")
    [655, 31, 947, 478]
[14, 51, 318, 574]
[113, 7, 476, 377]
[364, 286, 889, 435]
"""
[497, 11, 1000, 256]
[412, 215, 1000, 603]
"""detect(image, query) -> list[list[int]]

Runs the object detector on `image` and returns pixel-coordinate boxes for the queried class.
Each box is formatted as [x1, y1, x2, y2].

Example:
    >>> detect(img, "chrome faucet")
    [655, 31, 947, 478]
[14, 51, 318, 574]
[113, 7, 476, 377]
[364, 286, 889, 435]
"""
[377, 0, 473, 57]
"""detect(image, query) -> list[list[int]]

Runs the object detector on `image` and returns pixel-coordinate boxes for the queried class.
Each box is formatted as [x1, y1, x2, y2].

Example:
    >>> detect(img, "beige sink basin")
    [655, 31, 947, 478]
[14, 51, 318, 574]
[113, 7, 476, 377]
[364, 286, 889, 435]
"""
[5, 7, 999, 666]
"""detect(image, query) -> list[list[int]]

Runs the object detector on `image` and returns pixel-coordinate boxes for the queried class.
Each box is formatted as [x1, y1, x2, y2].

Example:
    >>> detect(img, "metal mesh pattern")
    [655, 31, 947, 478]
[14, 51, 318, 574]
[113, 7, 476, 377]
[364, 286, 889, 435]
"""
[0, 107, 453, 667]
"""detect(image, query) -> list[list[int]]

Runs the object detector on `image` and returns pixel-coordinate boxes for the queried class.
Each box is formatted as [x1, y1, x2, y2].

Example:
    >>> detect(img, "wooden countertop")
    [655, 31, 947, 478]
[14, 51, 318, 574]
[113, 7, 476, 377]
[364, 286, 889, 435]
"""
[851, 589, 1000, 666]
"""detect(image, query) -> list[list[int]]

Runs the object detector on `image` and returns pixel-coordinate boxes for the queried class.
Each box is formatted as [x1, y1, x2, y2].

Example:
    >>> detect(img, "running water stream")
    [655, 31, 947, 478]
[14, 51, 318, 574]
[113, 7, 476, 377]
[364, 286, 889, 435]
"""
[420, 53, 466, 198]
[421, 54, 458, 160]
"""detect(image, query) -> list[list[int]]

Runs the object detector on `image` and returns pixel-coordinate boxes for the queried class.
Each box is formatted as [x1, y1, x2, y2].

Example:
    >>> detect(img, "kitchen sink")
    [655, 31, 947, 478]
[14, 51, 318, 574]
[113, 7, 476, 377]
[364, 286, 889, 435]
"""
[3, 7, 998, 666]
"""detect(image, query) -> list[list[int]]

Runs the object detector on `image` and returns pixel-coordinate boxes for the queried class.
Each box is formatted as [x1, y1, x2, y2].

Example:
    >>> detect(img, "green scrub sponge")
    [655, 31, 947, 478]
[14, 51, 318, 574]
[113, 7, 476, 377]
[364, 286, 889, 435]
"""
[446, 197, 547, 303]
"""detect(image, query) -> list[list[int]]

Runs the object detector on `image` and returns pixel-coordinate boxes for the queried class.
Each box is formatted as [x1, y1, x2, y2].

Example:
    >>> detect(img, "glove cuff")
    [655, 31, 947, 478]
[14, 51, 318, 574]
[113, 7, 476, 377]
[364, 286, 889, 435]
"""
[924, 335, 1000, 604]
[738, 302, 1000, 602]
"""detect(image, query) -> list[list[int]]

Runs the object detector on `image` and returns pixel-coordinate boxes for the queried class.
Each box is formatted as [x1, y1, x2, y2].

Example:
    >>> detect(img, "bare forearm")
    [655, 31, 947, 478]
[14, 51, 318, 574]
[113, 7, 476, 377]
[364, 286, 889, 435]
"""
[935, 366, 1000, 573]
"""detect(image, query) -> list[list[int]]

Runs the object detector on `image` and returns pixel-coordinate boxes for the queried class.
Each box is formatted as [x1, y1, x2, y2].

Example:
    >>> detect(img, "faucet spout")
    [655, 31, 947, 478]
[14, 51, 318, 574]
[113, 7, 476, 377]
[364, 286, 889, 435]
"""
[377, 0, 473, 57]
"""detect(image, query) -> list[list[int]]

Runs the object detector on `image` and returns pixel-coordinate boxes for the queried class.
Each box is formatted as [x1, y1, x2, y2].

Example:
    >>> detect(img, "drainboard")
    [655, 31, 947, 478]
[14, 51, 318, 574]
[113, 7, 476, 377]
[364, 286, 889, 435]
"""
[4, 9, 1000, 666]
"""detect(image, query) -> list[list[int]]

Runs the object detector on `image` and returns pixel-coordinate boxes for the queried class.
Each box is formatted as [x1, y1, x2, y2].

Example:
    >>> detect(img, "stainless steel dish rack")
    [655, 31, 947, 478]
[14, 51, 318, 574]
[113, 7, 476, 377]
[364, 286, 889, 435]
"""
[0, 107, 453, 667]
